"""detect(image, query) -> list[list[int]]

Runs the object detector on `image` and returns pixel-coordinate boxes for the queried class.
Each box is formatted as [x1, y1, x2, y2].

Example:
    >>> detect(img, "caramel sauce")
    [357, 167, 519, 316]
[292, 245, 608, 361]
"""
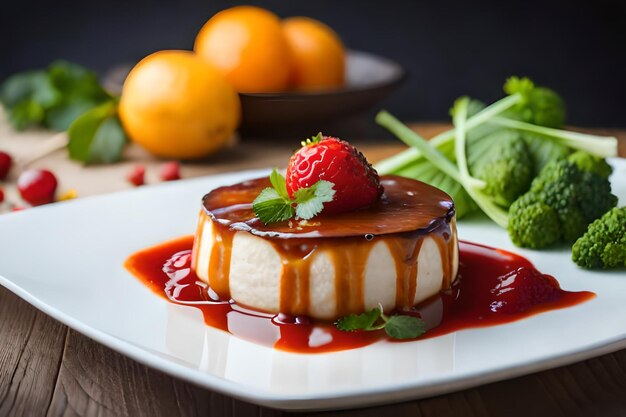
[202, 176, 455, 238]
[124, 237, 595, 353]
[197, 175, 457, 317]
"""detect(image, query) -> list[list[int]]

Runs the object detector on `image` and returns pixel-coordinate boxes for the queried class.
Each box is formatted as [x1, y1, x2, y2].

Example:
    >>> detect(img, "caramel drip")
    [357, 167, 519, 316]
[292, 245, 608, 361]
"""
[276, 246, 316, 316]
[330, 242, 371, 317]
[407, 238, 424, 306]
[202, 220, 457, 317]
[207, 224, 234, 299]
[433, 235, 451, 289]
[385, 237, 424, 309]
[448, 218, 459, 286]
[432, 220, 458, 289]
[190, 210, 205, 271]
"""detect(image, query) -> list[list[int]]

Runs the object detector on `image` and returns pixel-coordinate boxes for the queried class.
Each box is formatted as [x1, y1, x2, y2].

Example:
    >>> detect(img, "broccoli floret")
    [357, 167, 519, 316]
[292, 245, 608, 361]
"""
[525, 87, 566, 128]
[572, 207, 626, 269]
[567, 151, 613, 179]
[578, 171, 618, 220]
[471, 130, 534, 207]
[530, 159, 579, 204]
[504, 77, 566, 128]
[523, 133, 571, 175]
[507, 157, 617, 248]
[508, 194, 561, 248]
[558, 207, 588, 243]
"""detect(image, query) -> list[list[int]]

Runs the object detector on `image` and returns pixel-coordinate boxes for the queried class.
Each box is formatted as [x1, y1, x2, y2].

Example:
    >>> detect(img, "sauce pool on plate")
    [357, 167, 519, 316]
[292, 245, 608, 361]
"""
[125, 236, 594, 353]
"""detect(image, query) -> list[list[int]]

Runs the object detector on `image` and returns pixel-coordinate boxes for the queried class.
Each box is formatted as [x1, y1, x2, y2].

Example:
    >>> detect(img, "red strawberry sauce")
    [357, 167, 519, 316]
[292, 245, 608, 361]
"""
[125, 237, 594, 353]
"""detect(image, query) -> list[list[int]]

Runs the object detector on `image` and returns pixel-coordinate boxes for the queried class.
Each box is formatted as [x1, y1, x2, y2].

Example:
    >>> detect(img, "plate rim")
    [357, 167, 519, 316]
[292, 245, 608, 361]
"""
[2, 270, 625, 411]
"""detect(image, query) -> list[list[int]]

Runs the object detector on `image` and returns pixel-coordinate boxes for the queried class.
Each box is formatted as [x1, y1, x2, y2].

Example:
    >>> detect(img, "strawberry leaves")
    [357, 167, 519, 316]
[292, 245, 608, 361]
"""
[252, 168, 335, 224]
[300, 132, 324, 148]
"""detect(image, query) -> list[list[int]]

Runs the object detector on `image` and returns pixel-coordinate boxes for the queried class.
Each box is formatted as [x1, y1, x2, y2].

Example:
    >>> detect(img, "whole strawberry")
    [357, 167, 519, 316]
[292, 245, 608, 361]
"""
[286, 133, 383, 215]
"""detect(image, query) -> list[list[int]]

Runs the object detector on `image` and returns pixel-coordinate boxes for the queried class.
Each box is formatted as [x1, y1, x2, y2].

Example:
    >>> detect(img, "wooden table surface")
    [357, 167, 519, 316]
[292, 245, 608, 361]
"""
[0, 119, 625, 417]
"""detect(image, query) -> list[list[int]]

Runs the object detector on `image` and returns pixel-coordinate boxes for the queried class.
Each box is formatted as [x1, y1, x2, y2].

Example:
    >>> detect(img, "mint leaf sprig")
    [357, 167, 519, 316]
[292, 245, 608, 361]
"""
[252, 169, 335, 224]
[335, 305, 426, 340]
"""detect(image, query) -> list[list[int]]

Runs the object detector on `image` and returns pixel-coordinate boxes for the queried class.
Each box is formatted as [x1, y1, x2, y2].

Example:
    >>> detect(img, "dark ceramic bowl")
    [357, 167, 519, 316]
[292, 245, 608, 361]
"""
[103, 50, 405, 137]
[239, 50, 406, 133]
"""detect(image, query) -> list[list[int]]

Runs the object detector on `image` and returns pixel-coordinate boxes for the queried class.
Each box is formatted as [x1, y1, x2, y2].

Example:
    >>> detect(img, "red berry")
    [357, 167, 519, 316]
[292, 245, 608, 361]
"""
[12, 206, 25, 212]
[0, 151, 13, 181]
[285, 135, 383, 215]
[160, 161, 181, 182]
[490, 267, 561, 314]
[0, 187, 4, 203]
[17, 169, 58, 206]
[127, 165, 145, 187]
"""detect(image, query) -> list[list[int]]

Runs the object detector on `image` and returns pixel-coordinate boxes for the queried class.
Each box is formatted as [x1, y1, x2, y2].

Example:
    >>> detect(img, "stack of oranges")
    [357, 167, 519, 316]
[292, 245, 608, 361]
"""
[119, 6, 346, 160]
[195, 6, 346, 92]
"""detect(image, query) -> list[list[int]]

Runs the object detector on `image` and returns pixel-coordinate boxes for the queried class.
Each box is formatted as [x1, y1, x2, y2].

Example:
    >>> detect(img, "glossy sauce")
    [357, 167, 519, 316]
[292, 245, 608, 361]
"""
[193, 176, 458, 317]
[125, 236, 595, 354]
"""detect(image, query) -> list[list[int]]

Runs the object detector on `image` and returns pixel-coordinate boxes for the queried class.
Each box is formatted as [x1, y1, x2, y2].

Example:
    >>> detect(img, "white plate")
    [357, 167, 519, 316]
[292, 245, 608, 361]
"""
[0, 160, 625, 411]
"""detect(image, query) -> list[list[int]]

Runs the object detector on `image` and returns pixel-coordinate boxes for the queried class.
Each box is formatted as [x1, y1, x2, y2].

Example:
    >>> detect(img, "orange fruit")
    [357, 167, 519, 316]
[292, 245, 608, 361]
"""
[119, 50, 240, 160]
[194, 6, 291, 93]
[282, 17, 346, 90]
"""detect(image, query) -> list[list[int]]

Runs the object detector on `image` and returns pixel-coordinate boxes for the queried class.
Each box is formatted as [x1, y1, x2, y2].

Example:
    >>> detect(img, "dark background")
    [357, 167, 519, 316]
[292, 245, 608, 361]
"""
[2, 0, 625, 127]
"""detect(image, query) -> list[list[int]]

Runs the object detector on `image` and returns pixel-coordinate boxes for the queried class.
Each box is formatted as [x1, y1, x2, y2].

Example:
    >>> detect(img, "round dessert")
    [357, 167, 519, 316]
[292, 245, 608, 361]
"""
[191, 175, 458, 320]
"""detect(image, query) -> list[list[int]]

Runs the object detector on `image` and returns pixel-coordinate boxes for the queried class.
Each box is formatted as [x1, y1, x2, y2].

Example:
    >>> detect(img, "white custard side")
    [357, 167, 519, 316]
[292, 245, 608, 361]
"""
[194, 218, 458, 320]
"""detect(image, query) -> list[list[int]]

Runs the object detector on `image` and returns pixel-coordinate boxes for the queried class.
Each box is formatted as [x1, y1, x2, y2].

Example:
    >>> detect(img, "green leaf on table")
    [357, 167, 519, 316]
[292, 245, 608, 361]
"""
[45, 61, 111, 131]
[0, 71, 58, 107]
[7, 100, 46, 130]
[1, 71, 58, 130]
[0, 60, 112, 131]
[68, 101, 127, 164]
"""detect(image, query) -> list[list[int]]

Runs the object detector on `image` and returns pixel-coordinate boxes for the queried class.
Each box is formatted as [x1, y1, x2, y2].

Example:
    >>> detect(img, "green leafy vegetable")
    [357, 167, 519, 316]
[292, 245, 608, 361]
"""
[67, 101, 128, 164]
[507, 155, 617, 248]
[503, 76, 566, 128]
[470, 129, 534, 207]
[335, 305, 426, 340]
[252, 169, 335, 224]
[375, 77, 618, 228]
[0, 61, 111, 131]
[567, 151, 613, 179]
[572, 207, 626, 269]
